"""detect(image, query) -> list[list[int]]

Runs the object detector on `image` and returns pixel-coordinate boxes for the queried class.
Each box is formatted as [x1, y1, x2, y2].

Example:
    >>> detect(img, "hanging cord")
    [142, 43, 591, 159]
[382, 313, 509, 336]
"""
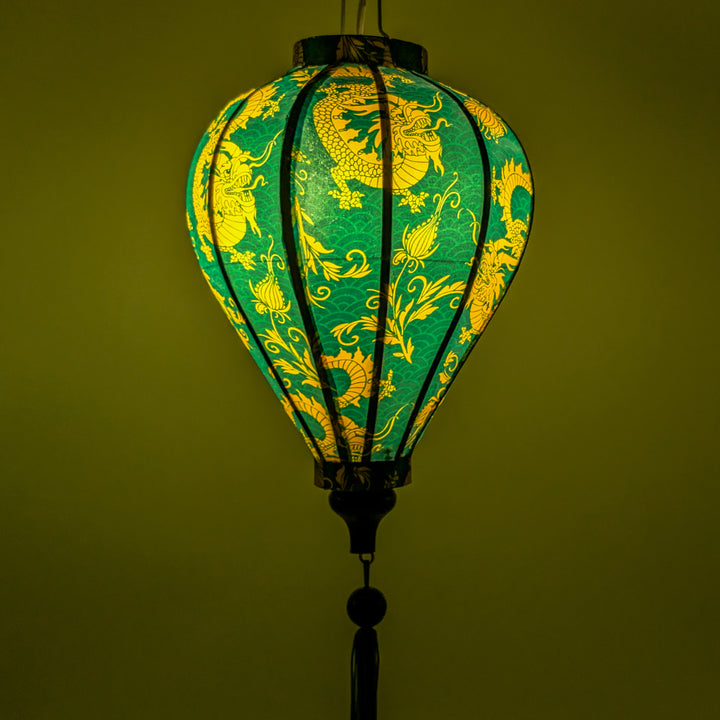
[341, 0, 389, 37]
[378, 0, 389, 37]
[348, 553, 384, 720]
[356, 0, 367, 34]
[361, 553, 373, 587]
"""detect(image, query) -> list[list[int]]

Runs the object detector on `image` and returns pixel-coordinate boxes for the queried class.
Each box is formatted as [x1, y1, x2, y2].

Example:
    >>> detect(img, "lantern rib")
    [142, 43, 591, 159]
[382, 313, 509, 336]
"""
[279, 64, 352, 464]
[362, 64, 393, 462]
[394, 76, 493, 459]
[406, 107, 537, 449]
[206, 91, 325, 462]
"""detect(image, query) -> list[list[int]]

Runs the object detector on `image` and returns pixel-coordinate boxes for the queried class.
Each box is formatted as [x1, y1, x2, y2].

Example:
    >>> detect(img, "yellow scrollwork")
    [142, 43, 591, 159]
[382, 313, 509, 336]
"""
[292, 197, 371, 307]
[438, 351, 459, 385]
[331, 175, 465, 362]
[331, 176, 466, 363]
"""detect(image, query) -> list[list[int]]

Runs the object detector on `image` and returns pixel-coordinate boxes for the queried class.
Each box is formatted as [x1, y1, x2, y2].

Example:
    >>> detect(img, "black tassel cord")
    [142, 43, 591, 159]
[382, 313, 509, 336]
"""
[347, 554, 386, 720]
[351, 627, 379, 720]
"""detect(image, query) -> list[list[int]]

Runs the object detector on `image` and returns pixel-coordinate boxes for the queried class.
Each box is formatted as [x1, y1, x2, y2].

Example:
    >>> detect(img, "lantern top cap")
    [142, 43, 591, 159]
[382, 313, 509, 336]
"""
[293, 35, 428, 73]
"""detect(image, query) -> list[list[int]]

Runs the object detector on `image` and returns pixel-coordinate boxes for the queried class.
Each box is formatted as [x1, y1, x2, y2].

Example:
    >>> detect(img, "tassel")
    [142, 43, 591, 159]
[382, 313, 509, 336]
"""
[351, 626, 379, 720]
[346, 556, 387, 720]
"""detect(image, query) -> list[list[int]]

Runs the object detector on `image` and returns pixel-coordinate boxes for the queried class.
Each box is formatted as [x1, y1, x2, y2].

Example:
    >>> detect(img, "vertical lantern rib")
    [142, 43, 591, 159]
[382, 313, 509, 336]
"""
[362, 64, 393, 462]
[395, 76, 493, 459]
[405, 110, 536, 453]
[279, 65, 352, 464]
[207, 91, 325, 462]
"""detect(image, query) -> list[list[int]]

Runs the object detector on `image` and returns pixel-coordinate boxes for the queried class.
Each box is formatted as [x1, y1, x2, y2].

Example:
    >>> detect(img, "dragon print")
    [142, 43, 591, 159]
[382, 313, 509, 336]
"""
[211, 133, 281, 265]
[313, 80, 449, 212]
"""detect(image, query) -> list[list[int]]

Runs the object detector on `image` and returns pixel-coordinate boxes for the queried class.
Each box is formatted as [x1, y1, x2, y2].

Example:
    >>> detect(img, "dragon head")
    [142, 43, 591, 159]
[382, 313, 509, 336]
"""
[215, 139, 272, 211]
[392, 92, 449, 174]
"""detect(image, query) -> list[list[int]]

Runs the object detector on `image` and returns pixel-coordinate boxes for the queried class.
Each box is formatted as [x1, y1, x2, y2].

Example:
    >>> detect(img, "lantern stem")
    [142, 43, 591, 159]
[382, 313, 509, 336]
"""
[329, 490, 397, 555]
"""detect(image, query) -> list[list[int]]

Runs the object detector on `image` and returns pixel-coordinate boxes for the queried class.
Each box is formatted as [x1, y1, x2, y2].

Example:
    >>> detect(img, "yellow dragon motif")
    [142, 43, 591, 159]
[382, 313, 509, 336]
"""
[190, 87, 283, 265]
[211, 133, 281, 266]
[406, 350, 458, 448]
[462, 159, 533, 338]
[313, 80, 450, 212]
[464, 98, 507, 143]
[407, 160, 533, 445]
[226, 83, 285, 133]
[190, 91, 253, 263]
[281, 391, 366, 462]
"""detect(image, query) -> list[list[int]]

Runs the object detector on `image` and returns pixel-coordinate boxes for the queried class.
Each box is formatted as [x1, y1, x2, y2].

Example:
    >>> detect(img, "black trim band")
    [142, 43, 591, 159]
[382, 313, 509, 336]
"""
[315, 457, 411, 491]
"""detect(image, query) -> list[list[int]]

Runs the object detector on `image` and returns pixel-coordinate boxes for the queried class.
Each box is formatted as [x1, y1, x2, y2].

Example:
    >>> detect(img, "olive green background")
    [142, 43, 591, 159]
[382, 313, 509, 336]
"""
[1, 0, 718, 718]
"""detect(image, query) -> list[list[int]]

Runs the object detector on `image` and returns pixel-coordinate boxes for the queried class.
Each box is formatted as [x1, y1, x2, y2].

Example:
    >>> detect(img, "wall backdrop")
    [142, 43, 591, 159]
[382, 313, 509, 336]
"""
[2, 0, 718, 717]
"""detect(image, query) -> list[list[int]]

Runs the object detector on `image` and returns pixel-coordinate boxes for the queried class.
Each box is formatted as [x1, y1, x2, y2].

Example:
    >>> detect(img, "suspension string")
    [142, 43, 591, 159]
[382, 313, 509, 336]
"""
[378, 0, 389, 37]
[359, 552, 374, 587]
[356, 0, 367, 34]
[342, 0, 389, 37]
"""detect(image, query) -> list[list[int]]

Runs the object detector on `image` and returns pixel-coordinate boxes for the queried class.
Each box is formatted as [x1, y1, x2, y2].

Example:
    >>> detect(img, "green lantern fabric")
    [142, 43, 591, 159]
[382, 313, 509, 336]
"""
[186, 35, 534, 491]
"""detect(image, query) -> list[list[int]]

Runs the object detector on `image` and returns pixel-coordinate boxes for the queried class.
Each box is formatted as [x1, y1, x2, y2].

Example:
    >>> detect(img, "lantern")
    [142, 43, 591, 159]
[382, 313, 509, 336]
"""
[186, 30, 533, 720]
[187, 34, 533, 490]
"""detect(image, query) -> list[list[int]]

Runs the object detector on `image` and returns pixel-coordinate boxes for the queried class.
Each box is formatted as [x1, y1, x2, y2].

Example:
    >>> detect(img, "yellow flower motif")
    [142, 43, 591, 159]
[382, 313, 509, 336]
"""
[291, 147, 310, 165]
[250, 271, 290, 318]
[393, 173, 459, 272]
[230, 249, 256, 270]
[459, 326, 474, 345]
[249, 237, 291, 321]
[379, 370, 396, 399]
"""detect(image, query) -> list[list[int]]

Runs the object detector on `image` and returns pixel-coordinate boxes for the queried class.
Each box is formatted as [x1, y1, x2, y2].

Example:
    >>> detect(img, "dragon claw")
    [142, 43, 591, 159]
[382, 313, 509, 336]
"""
[398, 190, 429, 213]
[329, 189, 364, 209]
